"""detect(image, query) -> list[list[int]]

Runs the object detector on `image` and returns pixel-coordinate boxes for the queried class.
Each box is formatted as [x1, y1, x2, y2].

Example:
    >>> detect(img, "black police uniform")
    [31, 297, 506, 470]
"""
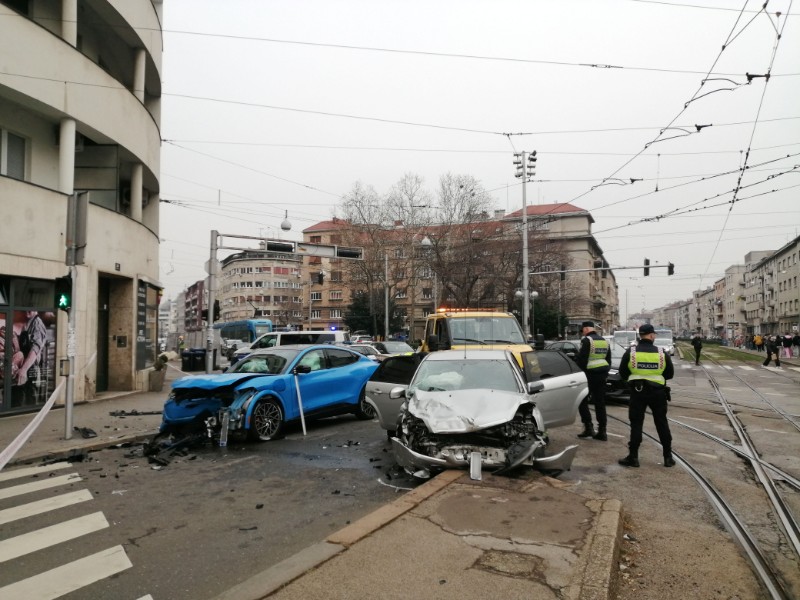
[576, 329, 611, 440]
[618, 336, 675, 467]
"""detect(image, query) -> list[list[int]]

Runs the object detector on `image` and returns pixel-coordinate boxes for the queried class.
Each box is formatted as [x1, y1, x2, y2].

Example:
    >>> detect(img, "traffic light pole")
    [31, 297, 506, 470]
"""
[206, 231, 218, 374]
[64, 265, 77, 439]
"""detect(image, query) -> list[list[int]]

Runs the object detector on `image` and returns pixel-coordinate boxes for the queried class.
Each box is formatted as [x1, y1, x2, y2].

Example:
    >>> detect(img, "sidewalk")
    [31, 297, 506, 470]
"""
[1, 360, 623, 600]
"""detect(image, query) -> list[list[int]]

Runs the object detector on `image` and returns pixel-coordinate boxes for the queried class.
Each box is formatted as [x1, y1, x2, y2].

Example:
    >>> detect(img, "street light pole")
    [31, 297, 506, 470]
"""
[514, 151, 537, 338]
[384, 253, 390, 340]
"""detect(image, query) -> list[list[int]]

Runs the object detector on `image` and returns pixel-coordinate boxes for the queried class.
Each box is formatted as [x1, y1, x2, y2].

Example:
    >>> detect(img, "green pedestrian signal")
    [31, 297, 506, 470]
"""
[55, 276, 72, 311]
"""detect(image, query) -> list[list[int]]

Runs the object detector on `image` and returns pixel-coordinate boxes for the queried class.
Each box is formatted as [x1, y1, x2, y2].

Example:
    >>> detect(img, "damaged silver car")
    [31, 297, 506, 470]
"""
[391, 349, 587, 478]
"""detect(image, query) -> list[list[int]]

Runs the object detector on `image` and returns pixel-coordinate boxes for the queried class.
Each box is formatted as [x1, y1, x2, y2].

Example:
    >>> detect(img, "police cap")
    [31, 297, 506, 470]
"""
[638, 324, 655, 335]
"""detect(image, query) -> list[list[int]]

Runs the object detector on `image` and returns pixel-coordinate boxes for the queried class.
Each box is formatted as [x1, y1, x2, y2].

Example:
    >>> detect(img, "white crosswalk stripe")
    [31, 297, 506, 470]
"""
[0, 463, 143, 598]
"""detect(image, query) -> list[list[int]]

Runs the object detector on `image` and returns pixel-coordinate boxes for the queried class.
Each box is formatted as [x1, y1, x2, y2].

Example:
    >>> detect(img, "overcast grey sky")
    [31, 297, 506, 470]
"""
[158, 0, 800, 318]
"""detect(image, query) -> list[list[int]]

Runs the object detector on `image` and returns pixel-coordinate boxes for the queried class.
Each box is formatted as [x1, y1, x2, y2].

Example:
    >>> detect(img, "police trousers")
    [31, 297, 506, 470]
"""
[627, 382, 672, 457]
[579, 369, 608, 429]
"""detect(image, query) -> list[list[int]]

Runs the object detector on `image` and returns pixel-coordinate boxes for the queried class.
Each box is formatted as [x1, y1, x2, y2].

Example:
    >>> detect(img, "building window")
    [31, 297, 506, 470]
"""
[330, 290, 343, 300]
[311, 309, 321, 319]
[330, 309, 342, 318]
[1, 130, 26, 180]
[422, 287, 433, 300]
[396, 288, 408, 299]
[310, 235, 322, 243]
[310, 291, 322, 301]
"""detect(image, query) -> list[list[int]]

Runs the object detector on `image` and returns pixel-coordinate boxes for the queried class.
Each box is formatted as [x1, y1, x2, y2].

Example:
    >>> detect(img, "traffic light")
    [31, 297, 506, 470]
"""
[54, 276, 71, 312]
[643, 258, 650, 277]
[213, 299, 220, 321]
[317, 272, 324, 284]
[528, 150, 537, 177]
[668, 262, 675, 276]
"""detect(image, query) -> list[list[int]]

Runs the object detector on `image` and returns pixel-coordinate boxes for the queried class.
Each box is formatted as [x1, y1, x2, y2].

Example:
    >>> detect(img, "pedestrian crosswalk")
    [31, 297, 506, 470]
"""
[0, 462, 139, 599]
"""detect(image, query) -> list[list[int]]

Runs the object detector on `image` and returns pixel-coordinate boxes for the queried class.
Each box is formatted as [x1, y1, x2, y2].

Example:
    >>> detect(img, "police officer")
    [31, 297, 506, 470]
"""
[575, 321, 611, 441]
[618, 323, 675, 468]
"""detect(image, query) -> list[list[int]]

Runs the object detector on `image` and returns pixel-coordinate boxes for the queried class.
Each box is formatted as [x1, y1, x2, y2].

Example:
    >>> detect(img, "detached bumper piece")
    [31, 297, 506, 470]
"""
[391, 438, 578, 478]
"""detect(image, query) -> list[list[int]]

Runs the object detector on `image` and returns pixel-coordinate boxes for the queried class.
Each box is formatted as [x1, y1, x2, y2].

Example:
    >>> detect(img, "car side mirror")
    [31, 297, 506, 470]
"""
[527, 381, 545, 394]
[292, 365, 312, 375]
[389, 386, 406, 399]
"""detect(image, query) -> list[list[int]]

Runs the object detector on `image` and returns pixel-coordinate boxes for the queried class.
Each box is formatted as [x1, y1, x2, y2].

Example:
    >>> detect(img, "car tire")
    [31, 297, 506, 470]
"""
[354, 387, 375, 420]
[248, 398, 285, 441]
[386, 429, 395, 441]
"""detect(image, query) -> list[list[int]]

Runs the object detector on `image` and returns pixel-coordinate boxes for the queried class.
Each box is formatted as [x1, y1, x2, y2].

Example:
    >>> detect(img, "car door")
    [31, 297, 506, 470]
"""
[522, 350, 587, 428]
[365, 354, 423, 430]
[292, 348, 332, 415]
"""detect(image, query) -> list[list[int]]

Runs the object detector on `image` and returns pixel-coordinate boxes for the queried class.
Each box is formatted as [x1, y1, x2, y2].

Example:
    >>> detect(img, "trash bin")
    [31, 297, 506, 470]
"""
[190, 348, 205, 371]
[181, 350, 194, 371]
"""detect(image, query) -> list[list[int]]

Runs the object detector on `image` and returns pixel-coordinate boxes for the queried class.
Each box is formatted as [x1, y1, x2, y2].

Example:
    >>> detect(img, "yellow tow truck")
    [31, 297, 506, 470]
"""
[419, 308, 533, 365]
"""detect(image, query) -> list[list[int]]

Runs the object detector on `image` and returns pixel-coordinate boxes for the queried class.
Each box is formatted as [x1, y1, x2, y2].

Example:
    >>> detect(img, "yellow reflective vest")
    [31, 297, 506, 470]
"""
[586, 337, 610, 369]
[628, 348, 666, 386]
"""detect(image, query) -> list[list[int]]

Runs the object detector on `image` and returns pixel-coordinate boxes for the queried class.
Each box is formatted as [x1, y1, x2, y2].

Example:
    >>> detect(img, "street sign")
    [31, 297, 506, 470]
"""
[204, 259, 220, 275]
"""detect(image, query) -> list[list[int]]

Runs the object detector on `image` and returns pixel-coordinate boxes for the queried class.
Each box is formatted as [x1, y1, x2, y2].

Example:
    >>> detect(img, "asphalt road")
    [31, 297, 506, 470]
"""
[0, 416, 419, 600]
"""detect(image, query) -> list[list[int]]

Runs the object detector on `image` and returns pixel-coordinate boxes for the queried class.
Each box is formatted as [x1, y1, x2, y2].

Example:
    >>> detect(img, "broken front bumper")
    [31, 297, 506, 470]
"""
[391, 438, 578, 474]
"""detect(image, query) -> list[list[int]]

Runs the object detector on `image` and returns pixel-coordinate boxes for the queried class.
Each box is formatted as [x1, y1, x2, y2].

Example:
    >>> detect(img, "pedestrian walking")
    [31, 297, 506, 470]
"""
[762, 335, 781, 368]
[618, 324, 676, 468]
[793, 332, 800, 358]
[754, 334, 763, 352]
[691, 332, 703, 366]
[782, 334, 793, 359]
[575, 321, 611, 441]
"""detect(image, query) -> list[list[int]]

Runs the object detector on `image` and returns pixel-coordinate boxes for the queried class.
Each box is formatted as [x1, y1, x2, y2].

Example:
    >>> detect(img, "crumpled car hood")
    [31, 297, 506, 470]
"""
[171, 373, 272, 391]
[408, 389, 529, 434]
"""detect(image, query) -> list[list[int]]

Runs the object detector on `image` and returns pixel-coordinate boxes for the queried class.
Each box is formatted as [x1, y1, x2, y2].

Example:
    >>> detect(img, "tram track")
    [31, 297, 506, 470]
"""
[607, 350, 800, 599]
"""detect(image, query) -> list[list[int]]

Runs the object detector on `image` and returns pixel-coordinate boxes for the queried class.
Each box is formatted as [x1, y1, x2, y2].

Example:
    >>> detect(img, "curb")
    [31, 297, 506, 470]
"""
[212, 470, 463, 600]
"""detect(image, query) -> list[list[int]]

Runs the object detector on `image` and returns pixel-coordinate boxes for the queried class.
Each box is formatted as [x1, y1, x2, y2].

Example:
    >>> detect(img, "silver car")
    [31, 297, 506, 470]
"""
[391, 349, 587, 478]
[365, 353, 427, 438]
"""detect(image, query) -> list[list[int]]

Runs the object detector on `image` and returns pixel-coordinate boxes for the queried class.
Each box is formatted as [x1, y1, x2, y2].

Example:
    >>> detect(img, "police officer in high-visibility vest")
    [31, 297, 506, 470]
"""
[618, 323, 675, 468]
[576, 321, 611, 441]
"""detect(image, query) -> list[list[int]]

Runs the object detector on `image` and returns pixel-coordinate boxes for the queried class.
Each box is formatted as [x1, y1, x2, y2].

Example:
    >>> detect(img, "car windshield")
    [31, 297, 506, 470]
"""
[409, 359, 519, 393]
[352, 345, 379, 356]
[229, 349, 301, 374]
[380, 341, 413, 353]
[446, 317, 525, 345]
[655, 338, 672, 347]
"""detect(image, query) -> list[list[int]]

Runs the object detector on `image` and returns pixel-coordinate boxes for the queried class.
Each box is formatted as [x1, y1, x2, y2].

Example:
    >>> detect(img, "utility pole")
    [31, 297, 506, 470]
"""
[513, 151, 537, 337]
[384, 254, 390, 340]
[63, 192, 87, 440]
[205, 231, 218, 373]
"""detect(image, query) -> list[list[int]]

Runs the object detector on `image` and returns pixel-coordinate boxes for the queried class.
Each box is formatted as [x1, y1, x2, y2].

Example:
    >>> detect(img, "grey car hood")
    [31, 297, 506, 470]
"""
[408, 389, 529, 434]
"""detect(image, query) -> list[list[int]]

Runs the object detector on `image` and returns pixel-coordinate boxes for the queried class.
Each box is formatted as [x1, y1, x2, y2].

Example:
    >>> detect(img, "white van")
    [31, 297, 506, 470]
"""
[232, 330, 350, 360]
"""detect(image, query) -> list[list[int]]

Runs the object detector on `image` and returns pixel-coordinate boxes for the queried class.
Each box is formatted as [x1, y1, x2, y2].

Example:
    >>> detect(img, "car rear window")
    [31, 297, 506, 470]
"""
[372, 355, 421, 385]
[524, 350, 580, 381]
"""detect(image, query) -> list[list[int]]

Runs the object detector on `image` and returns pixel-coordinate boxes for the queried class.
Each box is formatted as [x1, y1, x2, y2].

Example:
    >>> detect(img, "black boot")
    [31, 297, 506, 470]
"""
[592, 428, 607, 441]
[663, 453, 675, 468]
[618, 455, 639, 468]
[577, 423, 595, 438]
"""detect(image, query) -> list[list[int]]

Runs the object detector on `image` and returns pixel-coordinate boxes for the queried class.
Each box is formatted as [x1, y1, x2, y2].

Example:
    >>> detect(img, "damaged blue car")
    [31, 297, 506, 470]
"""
[159, 345, 380, 442]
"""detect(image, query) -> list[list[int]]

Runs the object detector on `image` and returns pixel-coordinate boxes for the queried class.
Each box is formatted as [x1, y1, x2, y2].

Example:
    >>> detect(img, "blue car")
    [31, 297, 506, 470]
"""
[160, 345, 380, 441]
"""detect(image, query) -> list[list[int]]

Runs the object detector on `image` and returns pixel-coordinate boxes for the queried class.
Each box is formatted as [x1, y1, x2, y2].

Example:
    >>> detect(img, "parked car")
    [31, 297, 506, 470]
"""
[365, 352, 427, 438]
[347, 343, 384, 361]
[606, 338, 630, 397]
[654, 337, 675, 356]
[544, 339, 580, 361]
[351, 335, 374, 343]
[370, 340, 414, 355]
[232, 330, 350, 360]
[391, 349, 586, 478]
[159, 345, 379, 442]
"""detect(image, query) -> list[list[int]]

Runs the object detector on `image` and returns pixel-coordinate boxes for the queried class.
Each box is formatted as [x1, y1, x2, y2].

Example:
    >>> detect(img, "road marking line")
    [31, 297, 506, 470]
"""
[0, 462, 71, 483]
[723, 365, 733, 370]
[137, 596, 154, 600]
[0, 489, 93, 526]
[0, 511, 108, 563]
[695, 453, 719, 460]
[763, 428, 787, 434]
[0, 474, 82, 501]
[0, 545, 132, 600]
[677, 416, 712, 423]
[739, 366, 755, 370]
[791, 367, 800, 373]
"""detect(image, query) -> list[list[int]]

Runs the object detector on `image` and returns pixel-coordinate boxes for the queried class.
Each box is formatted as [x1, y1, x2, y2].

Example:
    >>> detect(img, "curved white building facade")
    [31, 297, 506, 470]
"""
[0, 0, 163, 413]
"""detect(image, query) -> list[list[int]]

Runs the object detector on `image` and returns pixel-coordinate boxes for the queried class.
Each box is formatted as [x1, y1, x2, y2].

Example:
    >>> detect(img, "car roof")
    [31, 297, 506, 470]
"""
[421, 349, 516, 361]
[246, 344, 355, 355]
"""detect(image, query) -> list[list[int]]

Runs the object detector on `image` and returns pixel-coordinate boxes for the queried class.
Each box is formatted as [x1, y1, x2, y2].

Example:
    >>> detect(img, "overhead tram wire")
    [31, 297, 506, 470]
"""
[564, 1, 759, 209]
[699, 4, 794, 285]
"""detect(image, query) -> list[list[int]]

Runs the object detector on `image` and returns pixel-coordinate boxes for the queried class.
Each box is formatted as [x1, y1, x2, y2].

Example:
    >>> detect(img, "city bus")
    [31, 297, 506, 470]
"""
[214, 319, 274, 352]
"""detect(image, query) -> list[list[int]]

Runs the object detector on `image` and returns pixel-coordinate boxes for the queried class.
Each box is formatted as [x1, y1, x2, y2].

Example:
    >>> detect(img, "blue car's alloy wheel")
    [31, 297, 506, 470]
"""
[249, 398, 285, 441]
